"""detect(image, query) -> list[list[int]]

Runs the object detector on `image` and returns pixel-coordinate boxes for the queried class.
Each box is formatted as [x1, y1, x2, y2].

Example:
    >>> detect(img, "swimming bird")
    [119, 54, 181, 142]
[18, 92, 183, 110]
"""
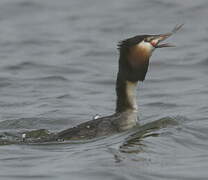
[57, 24, 183, 140]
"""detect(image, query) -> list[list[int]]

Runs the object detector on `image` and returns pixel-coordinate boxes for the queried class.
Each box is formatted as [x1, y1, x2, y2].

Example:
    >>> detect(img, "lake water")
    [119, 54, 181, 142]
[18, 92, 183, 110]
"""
[0, 0, 208, 179]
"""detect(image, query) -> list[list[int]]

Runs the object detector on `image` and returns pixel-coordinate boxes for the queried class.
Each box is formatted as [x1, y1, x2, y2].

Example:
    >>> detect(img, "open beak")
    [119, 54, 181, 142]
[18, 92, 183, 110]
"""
[150, 24, 184, 48]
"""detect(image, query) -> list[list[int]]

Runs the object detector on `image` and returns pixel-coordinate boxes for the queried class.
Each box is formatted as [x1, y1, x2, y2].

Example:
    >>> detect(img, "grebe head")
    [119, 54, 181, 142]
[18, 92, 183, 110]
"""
[118, 24, 183, 82]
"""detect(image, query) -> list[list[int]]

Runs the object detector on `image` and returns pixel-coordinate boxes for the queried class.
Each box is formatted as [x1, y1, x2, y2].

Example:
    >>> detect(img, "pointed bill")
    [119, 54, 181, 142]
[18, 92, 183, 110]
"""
[152, 24, 184, 48]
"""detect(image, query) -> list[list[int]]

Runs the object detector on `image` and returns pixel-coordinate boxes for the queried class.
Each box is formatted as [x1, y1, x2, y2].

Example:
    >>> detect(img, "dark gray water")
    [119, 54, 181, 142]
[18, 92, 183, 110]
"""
[0, 0, 208, 179]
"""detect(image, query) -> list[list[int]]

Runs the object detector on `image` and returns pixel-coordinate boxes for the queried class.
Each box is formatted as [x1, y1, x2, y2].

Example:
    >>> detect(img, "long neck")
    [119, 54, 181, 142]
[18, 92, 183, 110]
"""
[116, 74, 138, 113]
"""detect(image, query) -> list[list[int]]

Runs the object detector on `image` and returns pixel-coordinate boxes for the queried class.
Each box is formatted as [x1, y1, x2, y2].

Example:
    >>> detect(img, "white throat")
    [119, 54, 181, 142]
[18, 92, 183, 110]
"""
[126, 81, 138, 111]
[115, 81, 139, 131]
[137, 40, 155, 52]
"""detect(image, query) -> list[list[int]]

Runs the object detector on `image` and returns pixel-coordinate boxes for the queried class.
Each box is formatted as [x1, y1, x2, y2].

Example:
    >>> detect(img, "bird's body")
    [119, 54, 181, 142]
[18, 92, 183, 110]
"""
[57, 25, 183, 140]
[57, 112, 136, 140]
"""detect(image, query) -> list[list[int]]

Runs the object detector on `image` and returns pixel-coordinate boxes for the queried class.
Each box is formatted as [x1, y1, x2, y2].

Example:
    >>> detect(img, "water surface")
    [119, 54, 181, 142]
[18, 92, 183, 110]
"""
[0, 0, 208, 179]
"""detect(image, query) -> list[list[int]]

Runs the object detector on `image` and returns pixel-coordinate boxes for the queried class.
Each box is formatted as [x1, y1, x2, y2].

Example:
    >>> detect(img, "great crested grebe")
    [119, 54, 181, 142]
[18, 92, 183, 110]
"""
[57, 25, 183, 140]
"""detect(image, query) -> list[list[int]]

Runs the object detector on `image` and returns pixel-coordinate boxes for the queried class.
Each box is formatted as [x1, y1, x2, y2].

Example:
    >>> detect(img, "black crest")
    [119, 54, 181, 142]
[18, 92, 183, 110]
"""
[117, 35, 151, 82]
[117, 35, 148, 51]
